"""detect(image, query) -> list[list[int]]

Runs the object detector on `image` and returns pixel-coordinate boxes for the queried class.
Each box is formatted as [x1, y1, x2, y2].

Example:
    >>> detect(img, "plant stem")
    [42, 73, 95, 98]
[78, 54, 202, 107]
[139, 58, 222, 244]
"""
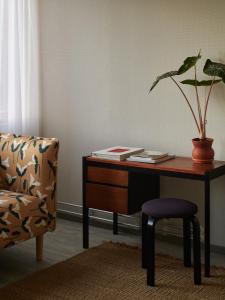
[194, 65, 203, 136]
[203, 76, 215, 136]
[170, 76, 200, 133]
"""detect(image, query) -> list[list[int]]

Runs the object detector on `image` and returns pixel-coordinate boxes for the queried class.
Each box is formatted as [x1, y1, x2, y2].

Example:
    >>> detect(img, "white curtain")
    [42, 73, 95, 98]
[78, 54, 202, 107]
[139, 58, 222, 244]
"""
[0, 0, 39, 136]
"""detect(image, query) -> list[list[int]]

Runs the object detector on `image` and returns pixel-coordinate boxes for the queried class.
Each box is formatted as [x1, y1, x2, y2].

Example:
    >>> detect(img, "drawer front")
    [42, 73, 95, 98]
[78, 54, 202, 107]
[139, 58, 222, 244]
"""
[86, 183, 128, 214]
[87, 166, 128, 187]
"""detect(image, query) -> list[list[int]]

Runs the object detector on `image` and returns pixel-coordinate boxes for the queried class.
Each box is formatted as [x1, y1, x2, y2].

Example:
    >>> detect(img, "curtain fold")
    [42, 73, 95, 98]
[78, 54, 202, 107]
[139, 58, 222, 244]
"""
[0, 0, 39, 136]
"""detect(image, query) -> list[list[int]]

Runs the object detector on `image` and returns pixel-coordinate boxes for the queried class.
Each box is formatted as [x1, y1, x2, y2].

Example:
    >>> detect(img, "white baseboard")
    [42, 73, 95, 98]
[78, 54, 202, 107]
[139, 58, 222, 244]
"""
[58, 201, 204, 240]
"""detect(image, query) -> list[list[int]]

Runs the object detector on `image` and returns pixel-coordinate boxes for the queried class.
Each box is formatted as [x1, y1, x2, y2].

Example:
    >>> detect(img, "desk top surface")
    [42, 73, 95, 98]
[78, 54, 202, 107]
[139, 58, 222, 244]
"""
[86, 156, 225, 176]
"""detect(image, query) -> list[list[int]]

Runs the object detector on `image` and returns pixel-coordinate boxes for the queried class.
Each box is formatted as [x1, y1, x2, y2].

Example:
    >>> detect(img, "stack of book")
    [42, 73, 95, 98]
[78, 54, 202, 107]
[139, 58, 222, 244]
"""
[91, 147, 175, 163]
[127, 150, 175, 164]
[91, 146, 144, 161]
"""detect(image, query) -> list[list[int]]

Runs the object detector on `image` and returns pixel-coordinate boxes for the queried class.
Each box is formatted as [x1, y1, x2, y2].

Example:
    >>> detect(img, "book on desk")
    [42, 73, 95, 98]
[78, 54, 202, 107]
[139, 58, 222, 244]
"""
[91, 146, 144, 161]
[91, 147, 175, 164]
[127, 153, 175, 164]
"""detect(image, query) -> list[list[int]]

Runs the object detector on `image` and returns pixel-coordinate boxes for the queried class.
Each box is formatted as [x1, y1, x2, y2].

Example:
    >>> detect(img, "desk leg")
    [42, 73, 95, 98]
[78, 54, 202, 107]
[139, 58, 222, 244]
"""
[113, 212, 118, 234]
[204, 178, 210, 277]
[82, 157, 89, 249]
[83, 207, 89, 248]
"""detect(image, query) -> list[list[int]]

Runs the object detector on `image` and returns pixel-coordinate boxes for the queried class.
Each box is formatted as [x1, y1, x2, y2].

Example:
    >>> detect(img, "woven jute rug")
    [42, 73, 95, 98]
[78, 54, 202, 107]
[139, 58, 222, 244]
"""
[0, 242, 225, 299]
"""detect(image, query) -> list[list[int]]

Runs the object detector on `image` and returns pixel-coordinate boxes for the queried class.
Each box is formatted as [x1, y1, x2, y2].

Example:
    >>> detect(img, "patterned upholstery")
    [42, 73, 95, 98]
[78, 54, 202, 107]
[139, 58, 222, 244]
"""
[0, 133, 59, 248]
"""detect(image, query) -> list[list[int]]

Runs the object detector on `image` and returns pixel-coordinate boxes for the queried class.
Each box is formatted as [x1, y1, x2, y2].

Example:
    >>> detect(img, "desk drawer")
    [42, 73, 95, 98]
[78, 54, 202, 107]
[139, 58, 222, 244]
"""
[86, 183, 128, 214]
[87, 166, 128, 187]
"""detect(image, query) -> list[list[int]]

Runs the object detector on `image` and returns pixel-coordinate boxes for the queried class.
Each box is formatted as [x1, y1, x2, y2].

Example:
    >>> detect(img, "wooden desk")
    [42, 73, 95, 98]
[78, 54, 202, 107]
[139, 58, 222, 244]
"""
[83, 156, 225, 277]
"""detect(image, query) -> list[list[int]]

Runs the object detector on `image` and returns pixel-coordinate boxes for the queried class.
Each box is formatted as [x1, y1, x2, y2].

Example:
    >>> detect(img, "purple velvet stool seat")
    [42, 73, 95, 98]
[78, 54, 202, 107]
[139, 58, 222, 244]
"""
[142, 198, 198, 219]
[142, 198, 201, 287]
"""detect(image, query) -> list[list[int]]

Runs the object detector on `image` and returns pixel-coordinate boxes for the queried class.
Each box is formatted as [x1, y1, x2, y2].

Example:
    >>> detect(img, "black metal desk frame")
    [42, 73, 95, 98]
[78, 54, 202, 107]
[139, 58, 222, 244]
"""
[83, 156, 225, 277]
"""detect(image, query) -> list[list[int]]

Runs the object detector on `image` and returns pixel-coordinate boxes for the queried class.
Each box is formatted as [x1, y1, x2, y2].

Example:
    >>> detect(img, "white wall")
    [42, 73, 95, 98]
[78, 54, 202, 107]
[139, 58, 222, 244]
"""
[39, 0, 225, 247]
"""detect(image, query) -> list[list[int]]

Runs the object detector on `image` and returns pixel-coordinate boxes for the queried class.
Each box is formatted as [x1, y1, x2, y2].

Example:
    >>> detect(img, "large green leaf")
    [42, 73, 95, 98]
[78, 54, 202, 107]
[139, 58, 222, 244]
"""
[149, 70, 178, 92]
[203, 59, 225, 83]
[149, 52, 201, 92]
[180, 79, 222, 86]
[177, 52, 201, 75]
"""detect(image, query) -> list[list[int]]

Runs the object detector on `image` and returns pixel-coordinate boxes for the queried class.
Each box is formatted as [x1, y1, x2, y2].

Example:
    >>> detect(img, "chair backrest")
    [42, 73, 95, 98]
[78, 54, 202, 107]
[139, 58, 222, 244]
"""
[0, 133, 59, 204]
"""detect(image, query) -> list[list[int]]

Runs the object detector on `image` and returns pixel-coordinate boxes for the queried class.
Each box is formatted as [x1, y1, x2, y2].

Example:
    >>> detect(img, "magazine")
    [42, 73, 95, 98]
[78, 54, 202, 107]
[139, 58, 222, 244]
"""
[127, 151, 175, 164]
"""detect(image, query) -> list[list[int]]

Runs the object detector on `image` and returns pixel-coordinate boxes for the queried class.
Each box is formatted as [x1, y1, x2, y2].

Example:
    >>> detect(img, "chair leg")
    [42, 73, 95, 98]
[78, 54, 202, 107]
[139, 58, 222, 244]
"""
[36, 234, 44, 262]
[142, 213, 148, 268]
[146, 217, 156, 287]
[183, 217, 191, 267]
[191, 216, 201, 285]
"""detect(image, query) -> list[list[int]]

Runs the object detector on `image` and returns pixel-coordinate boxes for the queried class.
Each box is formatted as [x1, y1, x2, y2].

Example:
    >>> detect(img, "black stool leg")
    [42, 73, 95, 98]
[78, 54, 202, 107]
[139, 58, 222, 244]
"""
[191, 216, 201, 285]
[146, 217, 157, 287]
[183, 217, 191, 267]
[142, 213, 148, 268]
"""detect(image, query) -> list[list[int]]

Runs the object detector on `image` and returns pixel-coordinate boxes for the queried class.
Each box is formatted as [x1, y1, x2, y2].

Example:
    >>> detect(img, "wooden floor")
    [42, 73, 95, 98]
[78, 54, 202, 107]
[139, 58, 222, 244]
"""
[0, 218, 225, 288]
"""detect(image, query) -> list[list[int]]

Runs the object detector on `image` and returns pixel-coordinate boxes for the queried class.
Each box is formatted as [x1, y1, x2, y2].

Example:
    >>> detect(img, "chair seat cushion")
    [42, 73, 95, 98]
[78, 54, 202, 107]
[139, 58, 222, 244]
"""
[142, 198, 198, 219]
[0, 190, 49, 248]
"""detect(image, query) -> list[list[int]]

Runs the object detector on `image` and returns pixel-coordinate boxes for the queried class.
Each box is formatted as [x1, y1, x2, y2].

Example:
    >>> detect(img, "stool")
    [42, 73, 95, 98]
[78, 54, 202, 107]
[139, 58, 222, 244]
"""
[142, 198, 201, 287]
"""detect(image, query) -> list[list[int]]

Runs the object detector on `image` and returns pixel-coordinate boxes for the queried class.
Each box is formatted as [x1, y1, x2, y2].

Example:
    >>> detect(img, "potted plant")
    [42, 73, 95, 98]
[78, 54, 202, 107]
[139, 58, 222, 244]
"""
[149, 51, 225, 163]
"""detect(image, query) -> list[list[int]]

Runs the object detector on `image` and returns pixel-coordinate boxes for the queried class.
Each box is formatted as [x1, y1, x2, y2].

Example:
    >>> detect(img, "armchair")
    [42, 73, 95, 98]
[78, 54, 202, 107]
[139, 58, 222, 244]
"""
[0, 133, 59, 260]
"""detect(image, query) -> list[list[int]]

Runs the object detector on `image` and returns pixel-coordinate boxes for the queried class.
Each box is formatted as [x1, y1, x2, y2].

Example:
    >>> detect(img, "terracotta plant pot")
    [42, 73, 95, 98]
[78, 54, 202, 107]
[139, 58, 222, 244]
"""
[192, 138, 214, 164]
